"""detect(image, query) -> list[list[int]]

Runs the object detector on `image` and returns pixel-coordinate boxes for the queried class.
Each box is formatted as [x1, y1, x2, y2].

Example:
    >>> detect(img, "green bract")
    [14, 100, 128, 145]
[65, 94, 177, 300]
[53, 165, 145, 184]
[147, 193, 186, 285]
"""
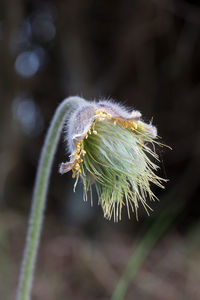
[81, 119, 164, 221]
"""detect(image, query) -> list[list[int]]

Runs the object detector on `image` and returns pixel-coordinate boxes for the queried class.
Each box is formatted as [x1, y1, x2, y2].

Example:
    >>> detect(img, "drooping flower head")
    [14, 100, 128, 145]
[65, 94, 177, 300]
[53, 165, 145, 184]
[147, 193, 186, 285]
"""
[59, 99, 166, 222]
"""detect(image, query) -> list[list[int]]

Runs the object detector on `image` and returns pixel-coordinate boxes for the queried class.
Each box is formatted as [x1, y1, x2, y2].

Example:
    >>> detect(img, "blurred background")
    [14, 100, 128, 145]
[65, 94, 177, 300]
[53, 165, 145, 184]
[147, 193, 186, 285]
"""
[0, 0, 200, 299]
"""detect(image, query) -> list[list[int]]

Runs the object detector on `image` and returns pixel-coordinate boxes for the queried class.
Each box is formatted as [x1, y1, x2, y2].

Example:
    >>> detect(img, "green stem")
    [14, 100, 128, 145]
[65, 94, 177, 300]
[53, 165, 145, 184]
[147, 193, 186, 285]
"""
[16, 96, 86, 300]
[111, 205, 180, 300]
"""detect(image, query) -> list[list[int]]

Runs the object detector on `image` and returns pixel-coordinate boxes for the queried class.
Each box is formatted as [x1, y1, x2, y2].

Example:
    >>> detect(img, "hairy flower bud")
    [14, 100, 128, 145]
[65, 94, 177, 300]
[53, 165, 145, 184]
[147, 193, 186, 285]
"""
[59, 99, 166, 222]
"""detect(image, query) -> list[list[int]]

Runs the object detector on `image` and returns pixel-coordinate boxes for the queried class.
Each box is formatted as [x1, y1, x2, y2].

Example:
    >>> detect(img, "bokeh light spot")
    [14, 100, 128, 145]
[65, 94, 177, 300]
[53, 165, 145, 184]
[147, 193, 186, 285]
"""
[12, 97, 44, 136]
[15, 51, 40, 78]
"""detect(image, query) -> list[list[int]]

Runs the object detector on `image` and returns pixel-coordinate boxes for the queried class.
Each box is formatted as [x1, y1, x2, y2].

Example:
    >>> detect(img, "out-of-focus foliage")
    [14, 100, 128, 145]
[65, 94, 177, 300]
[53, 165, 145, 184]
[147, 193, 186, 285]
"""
[0, 0, 200, 299]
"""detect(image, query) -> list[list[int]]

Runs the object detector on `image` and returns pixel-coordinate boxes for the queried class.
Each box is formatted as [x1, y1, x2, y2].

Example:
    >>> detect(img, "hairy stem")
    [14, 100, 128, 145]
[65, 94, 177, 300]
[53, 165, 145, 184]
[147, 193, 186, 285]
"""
[16, 96, 86, 300]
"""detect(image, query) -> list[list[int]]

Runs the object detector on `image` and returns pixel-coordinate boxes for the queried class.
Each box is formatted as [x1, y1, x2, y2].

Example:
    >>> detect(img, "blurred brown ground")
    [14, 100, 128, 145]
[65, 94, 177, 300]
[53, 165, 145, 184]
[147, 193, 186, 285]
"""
[0, 0, 200, 299]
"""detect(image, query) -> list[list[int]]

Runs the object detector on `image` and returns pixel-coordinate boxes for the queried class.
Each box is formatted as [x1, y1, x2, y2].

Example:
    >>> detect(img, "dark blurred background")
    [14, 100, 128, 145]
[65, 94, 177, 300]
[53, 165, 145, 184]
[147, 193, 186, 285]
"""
[0, 0, 200, 299]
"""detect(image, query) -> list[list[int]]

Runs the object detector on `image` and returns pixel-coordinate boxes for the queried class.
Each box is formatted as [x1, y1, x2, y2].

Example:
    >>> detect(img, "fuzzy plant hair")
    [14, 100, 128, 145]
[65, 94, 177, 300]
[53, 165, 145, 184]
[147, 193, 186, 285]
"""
[59, 99, 165, 222]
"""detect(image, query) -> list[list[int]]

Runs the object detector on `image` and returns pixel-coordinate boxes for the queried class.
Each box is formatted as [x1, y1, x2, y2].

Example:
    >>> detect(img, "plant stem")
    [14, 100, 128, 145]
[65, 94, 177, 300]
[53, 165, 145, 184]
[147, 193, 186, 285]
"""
[111, 205, 180, 300]
[16, 96, 86, 300]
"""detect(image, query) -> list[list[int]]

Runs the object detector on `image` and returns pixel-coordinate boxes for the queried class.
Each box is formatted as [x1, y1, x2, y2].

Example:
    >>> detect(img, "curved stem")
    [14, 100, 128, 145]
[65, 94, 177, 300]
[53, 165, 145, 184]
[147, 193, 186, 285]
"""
[16, 96, 86, 300]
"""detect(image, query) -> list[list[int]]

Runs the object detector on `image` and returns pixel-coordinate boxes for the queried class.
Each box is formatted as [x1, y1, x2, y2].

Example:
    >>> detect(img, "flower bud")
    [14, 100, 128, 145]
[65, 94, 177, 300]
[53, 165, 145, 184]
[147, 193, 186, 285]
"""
[59, 99, 166, 222]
